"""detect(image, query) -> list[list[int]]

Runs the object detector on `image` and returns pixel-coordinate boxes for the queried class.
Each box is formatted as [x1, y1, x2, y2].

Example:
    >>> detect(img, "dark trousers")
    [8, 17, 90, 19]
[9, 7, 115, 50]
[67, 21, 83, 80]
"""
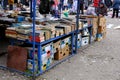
[80, 4, 84, 14]
[9, 4, 13, 10]
[112, 8, 119, 18]
[3, 0, 8, 10]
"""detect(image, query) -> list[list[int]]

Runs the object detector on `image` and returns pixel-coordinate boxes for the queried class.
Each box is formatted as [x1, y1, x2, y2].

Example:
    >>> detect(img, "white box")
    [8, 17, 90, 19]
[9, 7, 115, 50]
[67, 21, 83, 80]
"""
[81, 37, 89, 46]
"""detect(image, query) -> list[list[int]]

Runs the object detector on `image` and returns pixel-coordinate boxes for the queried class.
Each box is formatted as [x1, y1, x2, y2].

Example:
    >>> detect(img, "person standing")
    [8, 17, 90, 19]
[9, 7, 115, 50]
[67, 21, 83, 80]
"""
[68, 0, 73, 9]
[88, 0, 92, 6]
[80, 0, 84, 14]
[86, 4, 96, 15]
[96, 2, 107, 17]
[104, 0, 112, 9]
[93, 0, 100, 8]
[96, 2, 107, 41]
[71, 0, 77, 12]
[58, 0, 63, 10]
[112, 0, 120, 18]
[104, 0, 112, 11]
[63, 0, 68, 10]
[24, 0, 29, 7]
[2, 0, 8, 10]
[8, 0, 14, 10]
[14, 0, 18, 3]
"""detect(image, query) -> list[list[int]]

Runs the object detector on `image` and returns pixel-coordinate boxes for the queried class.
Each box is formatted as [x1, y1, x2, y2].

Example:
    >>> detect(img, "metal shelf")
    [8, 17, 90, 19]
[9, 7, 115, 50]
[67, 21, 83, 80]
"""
[0, 0, 94, 79]
[36, 54, 75, 76]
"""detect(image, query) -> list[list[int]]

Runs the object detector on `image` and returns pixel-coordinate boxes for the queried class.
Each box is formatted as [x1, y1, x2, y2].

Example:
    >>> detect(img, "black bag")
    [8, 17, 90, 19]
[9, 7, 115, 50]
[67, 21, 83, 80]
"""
[39, 0, 50, 14]
[39, 0, 55, 14]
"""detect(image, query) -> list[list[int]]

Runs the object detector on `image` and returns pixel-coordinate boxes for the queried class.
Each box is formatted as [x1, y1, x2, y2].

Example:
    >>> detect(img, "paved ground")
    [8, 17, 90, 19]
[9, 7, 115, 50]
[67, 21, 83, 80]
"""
[0, 16, 120, 80]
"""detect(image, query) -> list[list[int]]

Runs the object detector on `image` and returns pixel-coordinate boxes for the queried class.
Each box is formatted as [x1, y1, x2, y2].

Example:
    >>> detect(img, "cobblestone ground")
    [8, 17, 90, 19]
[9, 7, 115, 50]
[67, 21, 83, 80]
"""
[0, 16, 120, 80]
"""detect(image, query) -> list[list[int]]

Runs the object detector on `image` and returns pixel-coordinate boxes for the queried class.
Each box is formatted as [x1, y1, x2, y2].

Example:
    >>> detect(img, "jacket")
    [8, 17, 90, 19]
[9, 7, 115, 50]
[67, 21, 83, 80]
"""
[8, 0, 14, 5]
[104, 0, 112, 8]
[96, 4, 107, 16]
[112, 0, 120, 9]
[93, 0, 100, 7]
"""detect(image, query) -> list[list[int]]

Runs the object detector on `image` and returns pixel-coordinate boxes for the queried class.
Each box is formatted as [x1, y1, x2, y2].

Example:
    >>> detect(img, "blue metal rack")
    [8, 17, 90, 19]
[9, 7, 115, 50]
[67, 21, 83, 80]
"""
[2, 31, 76, 77]
[0, 0, 93, 79]
[6, 25, 92, 77]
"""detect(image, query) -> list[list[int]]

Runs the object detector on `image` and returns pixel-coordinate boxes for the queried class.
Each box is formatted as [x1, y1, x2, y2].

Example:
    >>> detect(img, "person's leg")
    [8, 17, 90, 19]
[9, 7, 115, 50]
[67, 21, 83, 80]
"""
[70, 3, 72, 8]
[112, 8, 115, 18]
[81, 4, 84, 14]
[63, 6, 65, 10]
[3, 0, 7, 10]
[68, 3, 70, 9]
[9, 4, 13, 10]
[80, 4, 84, 14]
[116, 9, 119, 18]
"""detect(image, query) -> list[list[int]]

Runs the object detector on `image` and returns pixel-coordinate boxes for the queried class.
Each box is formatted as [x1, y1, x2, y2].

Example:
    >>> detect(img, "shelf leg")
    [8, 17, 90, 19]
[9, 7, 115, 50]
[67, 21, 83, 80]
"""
[38, 45, 42, 74]
[71, 33, 74, 54]
[89, 26, 92, 44]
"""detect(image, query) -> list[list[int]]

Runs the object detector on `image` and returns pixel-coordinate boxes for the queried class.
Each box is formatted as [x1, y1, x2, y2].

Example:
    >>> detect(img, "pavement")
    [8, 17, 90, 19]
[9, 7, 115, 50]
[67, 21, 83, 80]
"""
[0, 16, 120, 80]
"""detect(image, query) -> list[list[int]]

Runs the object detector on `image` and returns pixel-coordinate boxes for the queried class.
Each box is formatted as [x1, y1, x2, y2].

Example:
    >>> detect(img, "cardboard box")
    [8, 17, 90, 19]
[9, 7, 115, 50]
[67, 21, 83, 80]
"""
[41, 61, 47, 71]
[40, 29, 51, 40]
[79, 21, 83, 29]
[63, 37, 71, 46]
[46, 56, 53, 68]
[27, 49, 38, 60]
[55, 28, 64, 36]
[71, 23, 76, 31]
[29, 29, 51, 42]
[81, 37, 89, 46]
[55, 30, 60, 37]
[54, 37, 71, 60]
[40, 25, 56, 38]
[7, 46, 27, 72]
[42, 43, 53, 58]
[83, 23, 88, 28]
[54, 49, 62, 60]
[54, 45, 70, 60]
[91, 35, 97, 42]
[60, 21, 76, 31]
[41, 53, 48, 71]
[77, 33, 82, 48]
[55, 24, 71, 34]
[27, 59, 38, 73]
[82, 28, 90, 36]
[53, 40, 61, 54]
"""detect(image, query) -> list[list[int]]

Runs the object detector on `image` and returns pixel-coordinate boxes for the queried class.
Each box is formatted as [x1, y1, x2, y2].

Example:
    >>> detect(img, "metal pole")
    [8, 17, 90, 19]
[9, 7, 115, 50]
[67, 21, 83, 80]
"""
[32, 0, 36, 79]
[75, 0, 80, 54]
